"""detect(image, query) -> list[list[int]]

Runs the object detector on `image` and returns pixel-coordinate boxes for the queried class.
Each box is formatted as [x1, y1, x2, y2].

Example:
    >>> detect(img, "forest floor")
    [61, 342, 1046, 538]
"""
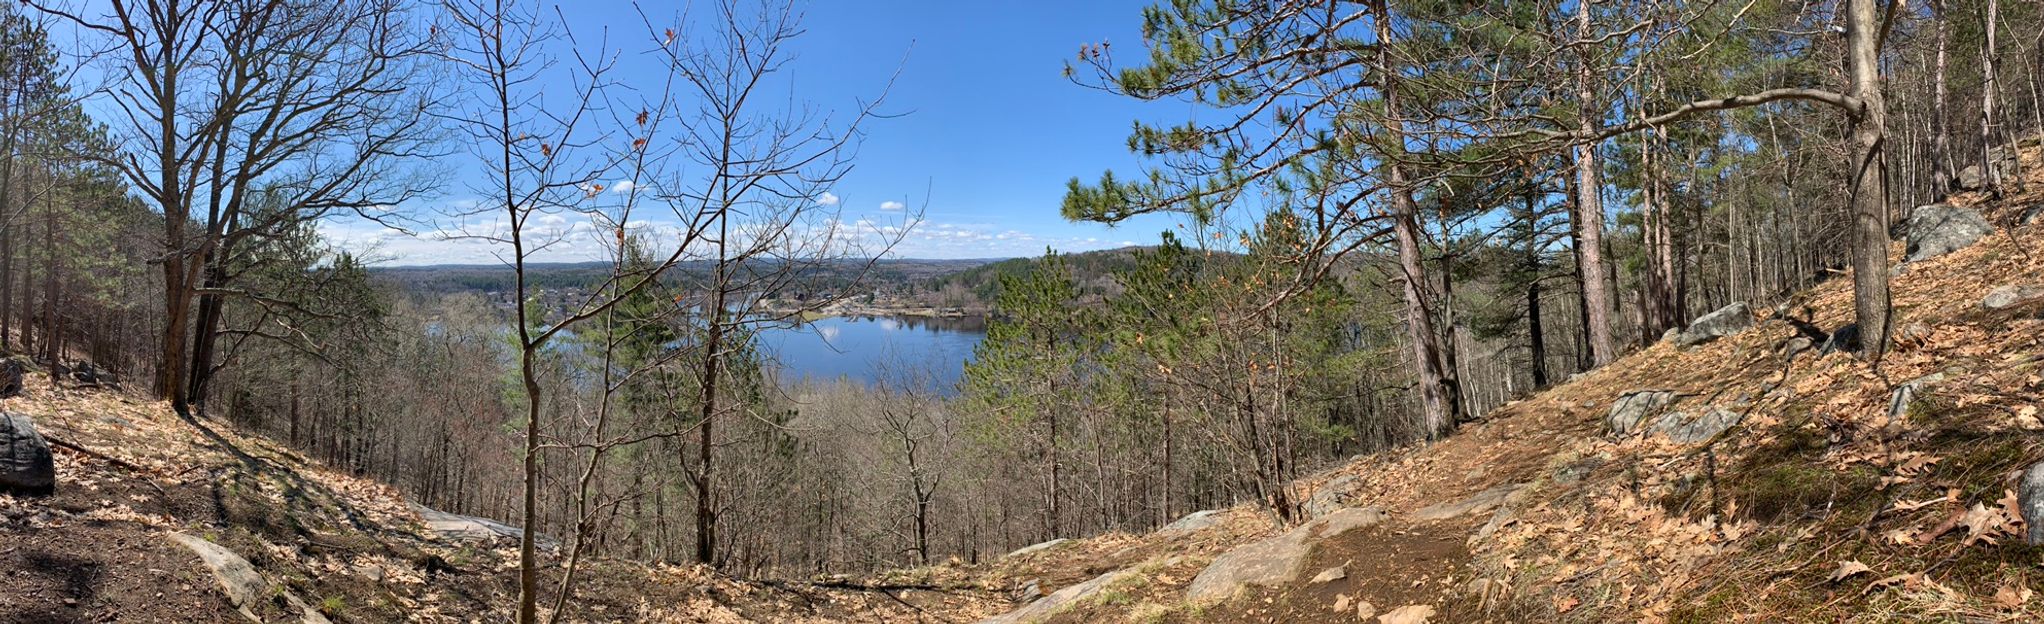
[973, 141, 2044, 624]
[5, 145, 2044, 623]
[0, 371, 1020, 623]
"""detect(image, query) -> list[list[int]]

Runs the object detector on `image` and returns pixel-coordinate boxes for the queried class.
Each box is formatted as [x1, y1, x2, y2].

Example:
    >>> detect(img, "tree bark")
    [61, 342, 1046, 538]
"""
[1846, 0, 1893, 359]
[1573, 0, 1617, 366]
[1374, 0, 1458, 438]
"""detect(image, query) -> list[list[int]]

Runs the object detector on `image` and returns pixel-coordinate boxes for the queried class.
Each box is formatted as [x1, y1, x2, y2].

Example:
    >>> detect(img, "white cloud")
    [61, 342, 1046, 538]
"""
[612, 180, 637, 194]
[878, 200, 905, 212]
[815, 192, 840, 206]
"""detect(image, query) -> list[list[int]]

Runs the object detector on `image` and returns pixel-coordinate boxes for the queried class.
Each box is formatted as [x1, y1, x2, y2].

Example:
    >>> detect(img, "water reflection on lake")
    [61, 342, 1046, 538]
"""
[755, 315, 986, 392]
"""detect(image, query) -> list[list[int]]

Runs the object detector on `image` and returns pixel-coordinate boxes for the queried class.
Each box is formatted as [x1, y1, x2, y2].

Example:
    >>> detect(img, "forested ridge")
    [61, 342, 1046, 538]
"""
[0, 0, 2042, 622]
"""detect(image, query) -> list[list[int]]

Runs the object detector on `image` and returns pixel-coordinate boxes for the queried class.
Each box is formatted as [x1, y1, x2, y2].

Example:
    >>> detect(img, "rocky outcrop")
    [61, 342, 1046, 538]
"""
[1650, 408, 1743, 444]
[1303, 474, 1359, 518]
[980, 558, 1181, 624]
[1671, 302, 1753, 347]
[1002, 538, 1068, 559]
[1411, 483, 1527, 523]
[1159, 509, 1223, 534]
[410, 502, 558, 550]
[1955, 147, 2019, 191]
[1886, 373, 1947, 420]
[69, 362, 116, 387]
[1185, 506, 1386, 602]
[1903, 204, 1994, 263]
[0, 411, 54, 496]
[2021, 463, 2044, 546]
[1606, 391, 1679, 435]
[167, 532, 332, 624]
[1606, 392, 1739, 443]
[1983, 284, 2044, 311]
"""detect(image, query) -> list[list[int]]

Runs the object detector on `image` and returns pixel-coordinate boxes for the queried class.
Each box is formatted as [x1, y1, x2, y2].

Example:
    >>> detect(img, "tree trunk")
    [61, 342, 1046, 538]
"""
[1573, 0, 1617, 366]
[186, 265, 228, 414]
[1846, 0, 1893, 359]
[1524, 191, 1549, 388]
[1982, 0, 2003, 193]
[1933, 0, 1952, 195]
[1373, 0, 1457, 438]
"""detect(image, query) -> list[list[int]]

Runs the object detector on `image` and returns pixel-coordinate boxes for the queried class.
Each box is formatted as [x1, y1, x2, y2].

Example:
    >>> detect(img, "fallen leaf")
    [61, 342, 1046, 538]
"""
[1554, 595, 1579, 613]
[1862, 573, 1921, 596]
[1959, 503, 2008, 546]
[1378, 605, 1435, 624]
[1995, 583, 2034, 609]
[1830, 560, 1873, 583]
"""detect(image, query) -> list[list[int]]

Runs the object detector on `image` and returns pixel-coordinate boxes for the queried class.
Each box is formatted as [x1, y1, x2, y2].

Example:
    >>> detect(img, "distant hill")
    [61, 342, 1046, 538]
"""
[921, 246, 1153, 302]
[371, 258, 998, 298]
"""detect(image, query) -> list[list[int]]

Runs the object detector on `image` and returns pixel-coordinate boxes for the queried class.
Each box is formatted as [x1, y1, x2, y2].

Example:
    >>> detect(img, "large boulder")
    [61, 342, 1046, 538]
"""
[1903, 204, 1994, 263]
[1672, 302, 1753, 347]
[1001, 538, 1067, 559]
[1185, 506, 1386, 602]
[1983, 284, 2044, 311]
[410, 502, 558, 550]
[980, 557, 1182, 624]
[1648, 408, 1743, 444]
[0, 412, 54, 496]
[69, 361, 116, 387]
[1606, 390, 1679, 436]
[2023, 463, 2044, 546]
[1302, 474, 1359, 518]
[1956, 148, 2021, 191]
[1957, 165, 1988, 191]
[166, 532, 331, 624]
[1411, 483, 1527, 522]
[1159, 509, 1224, 534]
[0, 358, 22, 398]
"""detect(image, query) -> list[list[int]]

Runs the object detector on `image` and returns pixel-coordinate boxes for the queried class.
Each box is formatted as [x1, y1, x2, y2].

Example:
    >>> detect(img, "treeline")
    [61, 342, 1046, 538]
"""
[7, 0, 2044, 622]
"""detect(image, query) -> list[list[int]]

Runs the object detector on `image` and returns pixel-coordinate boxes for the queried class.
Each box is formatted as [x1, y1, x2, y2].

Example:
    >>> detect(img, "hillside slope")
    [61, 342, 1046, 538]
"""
[970, 144, 2044, 624]
[4, 148, 2042, 623]
[0, 372, 1018, 623]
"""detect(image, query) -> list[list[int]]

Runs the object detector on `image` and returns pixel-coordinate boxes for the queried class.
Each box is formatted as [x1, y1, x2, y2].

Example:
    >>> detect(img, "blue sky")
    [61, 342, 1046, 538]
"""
[319, 0, 1193, 265]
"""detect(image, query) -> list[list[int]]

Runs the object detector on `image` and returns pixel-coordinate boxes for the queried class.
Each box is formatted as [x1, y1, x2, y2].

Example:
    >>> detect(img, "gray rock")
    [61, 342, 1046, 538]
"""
[1903, 204, 1994, 263]
[1302, 475, 1359, 518]
[1412, 483, 1528, 522]
[2023, 463, 2044, 546]
[0, 358, 22, 398]
[1673, 302, 1753, 347]
[1983, 284, 2044, 311]
[1160, 509, 1224, 534]
[1002, 538, 1068, 559]
[0, 412, 54, 496]
[1648, 408, 1743, 444]
[167, 532, 332, 624]
[1310, 566, 1347, 583]
[1957, 165, 1987, 191]
[980, 557, 1181, 624]
[1185, 507, 1386, 602]
[1887, 373, 1947, 421]
[1781, 336, 1815, 361]
[1551, 456, 1605, 485]
[1606, 390, 1680, 436]
[410, 502, 558, 550]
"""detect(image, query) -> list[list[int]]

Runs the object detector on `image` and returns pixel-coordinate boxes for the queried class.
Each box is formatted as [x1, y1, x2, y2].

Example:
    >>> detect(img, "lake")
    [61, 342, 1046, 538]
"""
[755, 315, 987, 392]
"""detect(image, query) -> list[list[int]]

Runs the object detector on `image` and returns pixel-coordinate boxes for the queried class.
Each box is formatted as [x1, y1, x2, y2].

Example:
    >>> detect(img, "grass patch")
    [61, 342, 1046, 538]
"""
[1723, 425, 1881, 523]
